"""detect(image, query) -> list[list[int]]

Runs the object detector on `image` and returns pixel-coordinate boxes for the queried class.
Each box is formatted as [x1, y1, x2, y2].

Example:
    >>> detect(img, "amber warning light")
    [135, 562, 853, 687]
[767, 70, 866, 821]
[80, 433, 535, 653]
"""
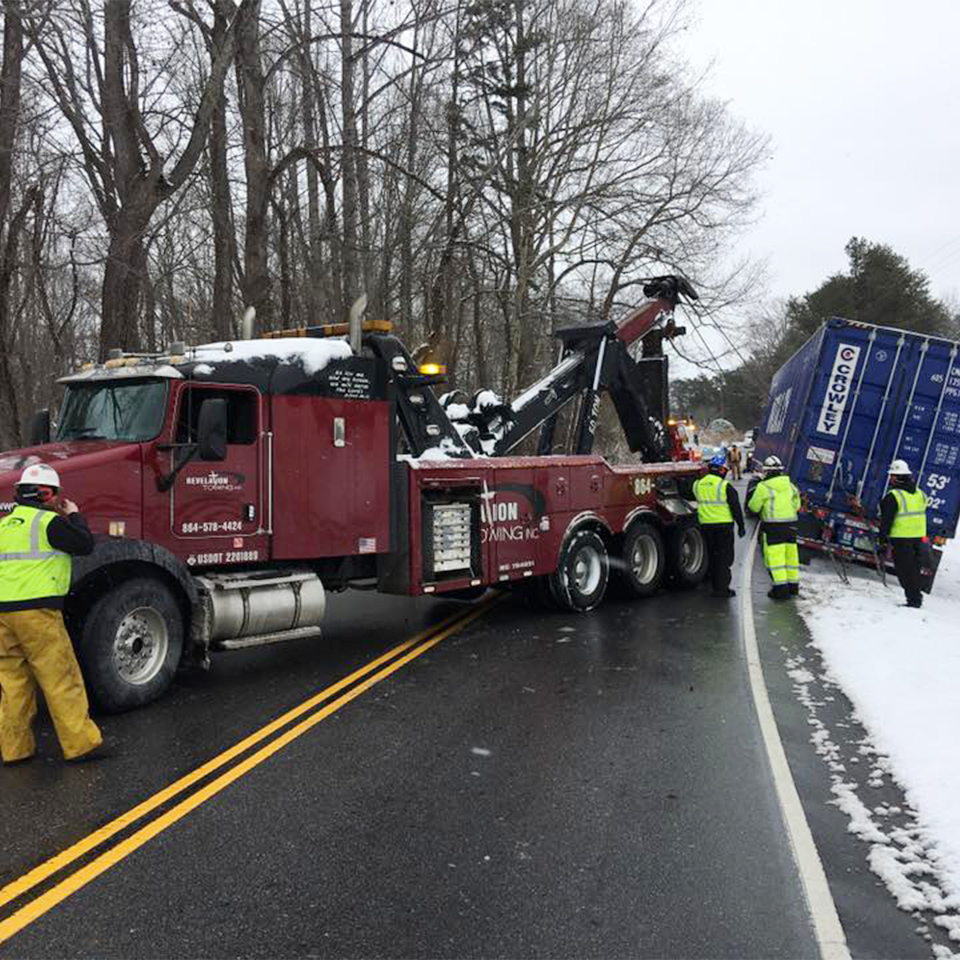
[418, 363, 446, 376]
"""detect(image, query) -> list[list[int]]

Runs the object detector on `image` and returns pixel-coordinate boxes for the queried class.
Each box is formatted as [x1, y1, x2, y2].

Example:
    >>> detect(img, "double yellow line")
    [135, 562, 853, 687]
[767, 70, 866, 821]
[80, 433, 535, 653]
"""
[0, 601, 492, 945]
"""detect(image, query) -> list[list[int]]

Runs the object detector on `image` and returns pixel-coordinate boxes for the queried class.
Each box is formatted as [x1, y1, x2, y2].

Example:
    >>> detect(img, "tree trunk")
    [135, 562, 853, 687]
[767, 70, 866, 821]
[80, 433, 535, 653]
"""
[357, 0, 374, 313]
[234, 0, 272, 332]
[317, 80, 343, 321]
[299, 0, 326, 322]
[100, 205, 151, 354]
[0, 0, 22, 445]
[208, 4, 235, 339]
[0, 0, 21, 231]
[339, 0, 360, 313]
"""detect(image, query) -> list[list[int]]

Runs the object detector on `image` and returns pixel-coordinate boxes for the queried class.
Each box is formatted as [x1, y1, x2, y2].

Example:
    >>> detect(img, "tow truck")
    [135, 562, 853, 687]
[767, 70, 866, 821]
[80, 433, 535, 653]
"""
[0, 277, 705, 711]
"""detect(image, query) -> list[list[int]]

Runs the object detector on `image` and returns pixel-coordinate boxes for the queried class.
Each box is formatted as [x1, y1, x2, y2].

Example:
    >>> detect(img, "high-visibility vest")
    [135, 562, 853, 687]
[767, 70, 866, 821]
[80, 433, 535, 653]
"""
[748, 474, 800, 523]
[0, 504, 72, 603]
[693, 473, 733, 524]
[889, 488, 927, 538]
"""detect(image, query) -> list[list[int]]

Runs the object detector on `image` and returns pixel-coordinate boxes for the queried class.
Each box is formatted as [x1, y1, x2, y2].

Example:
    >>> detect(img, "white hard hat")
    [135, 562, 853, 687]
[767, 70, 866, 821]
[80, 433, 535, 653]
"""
[888, 459, 912, 476]
[763, 455, 783, 471]
[16, 463, 61, 488]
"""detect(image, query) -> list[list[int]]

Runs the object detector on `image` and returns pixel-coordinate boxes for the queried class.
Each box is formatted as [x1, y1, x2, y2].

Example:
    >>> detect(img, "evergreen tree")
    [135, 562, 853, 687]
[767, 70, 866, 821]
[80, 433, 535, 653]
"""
[676, 238, 955, 431]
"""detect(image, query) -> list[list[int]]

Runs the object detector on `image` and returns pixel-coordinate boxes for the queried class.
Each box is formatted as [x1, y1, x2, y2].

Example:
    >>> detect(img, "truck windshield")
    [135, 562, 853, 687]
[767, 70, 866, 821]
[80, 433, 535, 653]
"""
[57, 380, 169, 443]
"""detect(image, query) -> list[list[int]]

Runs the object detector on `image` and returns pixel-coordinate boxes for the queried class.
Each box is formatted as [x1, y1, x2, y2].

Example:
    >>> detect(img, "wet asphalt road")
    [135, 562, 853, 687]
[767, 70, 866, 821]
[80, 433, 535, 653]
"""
[0, 532, 938, 958]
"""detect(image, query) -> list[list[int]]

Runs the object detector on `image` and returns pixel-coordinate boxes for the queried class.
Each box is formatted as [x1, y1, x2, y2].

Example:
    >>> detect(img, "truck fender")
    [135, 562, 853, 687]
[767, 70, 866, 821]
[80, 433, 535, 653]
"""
[653, 497, 696, 528]
[621, 505, 661, 535]
[68, 539, 199, 651]
[552, 511, 612, 566]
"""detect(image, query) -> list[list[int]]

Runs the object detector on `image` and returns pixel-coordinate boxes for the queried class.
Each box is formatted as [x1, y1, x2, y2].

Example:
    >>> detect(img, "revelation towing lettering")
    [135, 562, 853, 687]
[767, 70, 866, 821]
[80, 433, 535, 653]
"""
[816, 344, 861, 436]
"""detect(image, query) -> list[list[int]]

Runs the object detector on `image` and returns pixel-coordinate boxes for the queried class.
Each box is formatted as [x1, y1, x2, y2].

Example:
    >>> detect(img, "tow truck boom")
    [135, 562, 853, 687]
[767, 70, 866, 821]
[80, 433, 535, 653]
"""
[490, 275, 697, 459]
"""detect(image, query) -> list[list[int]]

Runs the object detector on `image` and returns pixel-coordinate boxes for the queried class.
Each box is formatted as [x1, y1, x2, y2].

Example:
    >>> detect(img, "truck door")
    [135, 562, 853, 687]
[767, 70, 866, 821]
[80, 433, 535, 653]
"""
[169, 385, 264, 556]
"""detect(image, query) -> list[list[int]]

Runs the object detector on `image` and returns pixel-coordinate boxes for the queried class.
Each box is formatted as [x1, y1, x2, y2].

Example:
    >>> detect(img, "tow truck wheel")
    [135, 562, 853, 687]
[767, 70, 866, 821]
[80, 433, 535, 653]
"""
[79, 578, 184, 713]
[666, 521, 708, 587]
[549, 528, 609, 612]
[619, 521, 665, 598]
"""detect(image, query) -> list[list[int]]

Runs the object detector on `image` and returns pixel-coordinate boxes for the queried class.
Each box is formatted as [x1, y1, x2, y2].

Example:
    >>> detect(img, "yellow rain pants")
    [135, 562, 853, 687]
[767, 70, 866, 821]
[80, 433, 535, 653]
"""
[0, 609, 102, 762]
[762, 536, 800, 586]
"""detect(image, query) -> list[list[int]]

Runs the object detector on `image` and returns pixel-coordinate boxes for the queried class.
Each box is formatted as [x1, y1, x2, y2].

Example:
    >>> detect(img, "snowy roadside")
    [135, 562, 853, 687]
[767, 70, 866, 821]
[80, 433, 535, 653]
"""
[792, 546, 960, 949]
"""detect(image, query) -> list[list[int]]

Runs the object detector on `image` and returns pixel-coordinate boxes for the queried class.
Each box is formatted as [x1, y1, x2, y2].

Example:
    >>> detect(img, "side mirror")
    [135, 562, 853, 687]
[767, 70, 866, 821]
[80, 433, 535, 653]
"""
[29, 409, 51, 446]
[197, 398, 227, 461]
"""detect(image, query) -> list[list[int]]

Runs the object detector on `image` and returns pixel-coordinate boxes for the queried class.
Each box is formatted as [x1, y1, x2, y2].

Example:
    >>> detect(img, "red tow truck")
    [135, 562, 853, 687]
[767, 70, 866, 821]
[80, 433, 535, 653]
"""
[0, 277, 705, 711]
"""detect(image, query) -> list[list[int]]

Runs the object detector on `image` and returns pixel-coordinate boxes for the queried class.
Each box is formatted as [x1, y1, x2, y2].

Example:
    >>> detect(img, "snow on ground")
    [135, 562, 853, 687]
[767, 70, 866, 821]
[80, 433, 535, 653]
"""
[794, 546, 960, 944]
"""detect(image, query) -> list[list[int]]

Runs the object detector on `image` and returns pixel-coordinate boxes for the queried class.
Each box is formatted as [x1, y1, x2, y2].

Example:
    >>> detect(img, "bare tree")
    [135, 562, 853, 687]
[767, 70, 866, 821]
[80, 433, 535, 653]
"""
[26, 0, 247, 356]
[0, 0, 28, 443]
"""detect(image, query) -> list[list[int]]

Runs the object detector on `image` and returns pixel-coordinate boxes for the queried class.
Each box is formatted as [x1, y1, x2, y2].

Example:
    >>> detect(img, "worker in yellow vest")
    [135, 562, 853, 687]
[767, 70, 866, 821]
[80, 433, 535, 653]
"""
[0, 463, 103, 764]
[692, 454, 746, 598]
[878, 459, 928, 609]
[747, 455, 801, 601]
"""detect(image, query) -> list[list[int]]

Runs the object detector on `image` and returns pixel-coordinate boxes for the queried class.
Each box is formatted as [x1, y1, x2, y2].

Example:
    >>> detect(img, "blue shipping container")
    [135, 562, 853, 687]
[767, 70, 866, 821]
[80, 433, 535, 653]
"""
[754, 317, 960, 543]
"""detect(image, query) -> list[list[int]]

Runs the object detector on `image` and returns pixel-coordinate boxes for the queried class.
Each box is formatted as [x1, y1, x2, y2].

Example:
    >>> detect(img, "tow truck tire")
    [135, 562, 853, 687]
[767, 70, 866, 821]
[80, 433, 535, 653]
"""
[666, 521, 708, 588]
[619, 521, 665, 598]
[549, 528, 609, 612]
[79, 578, 184, 713]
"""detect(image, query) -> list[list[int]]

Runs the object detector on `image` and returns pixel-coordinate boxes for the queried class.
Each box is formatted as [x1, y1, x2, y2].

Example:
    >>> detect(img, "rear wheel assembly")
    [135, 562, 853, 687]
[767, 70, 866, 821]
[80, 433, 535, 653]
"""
[618, 521, 665, 598]
[549, 528, 610, 612]
[666, 521, 708, 588]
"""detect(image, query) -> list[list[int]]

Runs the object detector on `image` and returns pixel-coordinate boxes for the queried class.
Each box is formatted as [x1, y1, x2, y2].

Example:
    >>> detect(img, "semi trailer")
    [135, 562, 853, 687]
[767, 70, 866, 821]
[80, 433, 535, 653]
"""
[753, 316, 960, 584]
[0, 277, 706, 711]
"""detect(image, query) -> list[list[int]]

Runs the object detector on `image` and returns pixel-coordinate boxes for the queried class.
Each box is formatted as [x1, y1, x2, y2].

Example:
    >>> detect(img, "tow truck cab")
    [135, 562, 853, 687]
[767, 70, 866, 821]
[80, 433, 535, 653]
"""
[0, 338, 399, 711]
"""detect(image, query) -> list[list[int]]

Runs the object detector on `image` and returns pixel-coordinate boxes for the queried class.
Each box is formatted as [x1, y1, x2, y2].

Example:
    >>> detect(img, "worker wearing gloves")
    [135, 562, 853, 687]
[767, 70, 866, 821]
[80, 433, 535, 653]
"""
[747, 455, 801, 600]
[693, 454, 746, 598]
[878, 459, 928, 609]
[0, 463, 103, 764]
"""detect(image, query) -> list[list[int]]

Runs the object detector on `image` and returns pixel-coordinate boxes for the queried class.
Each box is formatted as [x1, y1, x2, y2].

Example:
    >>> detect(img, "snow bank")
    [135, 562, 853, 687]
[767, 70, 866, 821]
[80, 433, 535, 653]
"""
[192, 338, 353, 374]
[795, 547, 960, 930]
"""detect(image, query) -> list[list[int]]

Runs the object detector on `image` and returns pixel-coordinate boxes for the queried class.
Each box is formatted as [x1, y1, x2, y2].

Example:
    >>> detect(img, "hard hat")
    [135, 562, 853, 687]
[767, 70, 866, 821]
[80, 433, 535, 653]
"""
[16, 463, 60, 488]
[763, 455, 783, 472]
[888, 459, 912, 476]
[709, 454, 727, 469]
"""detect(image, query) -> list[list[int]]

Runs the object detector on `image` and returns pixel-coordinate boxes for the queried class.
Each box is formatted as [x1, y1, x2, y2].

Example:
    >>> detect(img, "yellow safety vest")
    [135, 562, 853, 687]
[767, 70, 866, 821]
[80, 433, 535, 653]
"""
[0, 504, 72, 603]
[693, 473, 733, 524]
[748, 474, 800, 523]
[889, 488, 927, 538]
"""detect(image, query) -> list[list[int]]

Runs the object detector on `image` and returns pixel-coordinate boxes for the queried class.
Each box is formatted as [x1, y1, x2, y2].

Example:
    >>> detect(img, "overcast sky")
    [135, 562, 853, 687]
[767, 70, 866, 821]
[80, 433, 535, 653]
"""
[679, 0, 960, 306]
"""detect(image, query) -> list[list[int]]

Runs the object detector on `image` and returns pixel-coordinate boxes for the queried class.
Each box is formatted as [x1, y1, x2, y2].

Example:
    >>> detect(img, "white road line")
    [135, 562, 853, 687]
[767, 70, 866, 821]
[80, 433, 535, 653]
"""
[740, 528, 851, 960]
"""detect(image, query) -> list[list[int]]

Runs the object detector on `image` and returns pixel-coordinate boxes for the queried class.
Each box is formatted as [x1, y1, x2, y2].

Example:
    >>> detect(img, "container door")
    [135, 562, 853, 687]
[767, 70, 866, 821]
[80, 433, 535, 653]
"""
[891, 341, 960, 537]
[169, 385, 264, 560]
[797, 326, 899, 511]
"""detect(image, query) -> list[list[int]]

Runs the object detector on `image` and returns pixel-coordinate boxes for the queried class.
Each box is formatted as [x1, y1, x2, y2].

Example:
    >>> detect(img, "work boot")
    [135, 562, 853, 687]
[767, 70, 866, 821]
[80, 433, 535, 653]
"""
[767, 587, 790, 601]
[2, 754, 36, 766]
[789, 584, 799, 596]
[901, 600, 923, 609]
[66, 737, 116, 763]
